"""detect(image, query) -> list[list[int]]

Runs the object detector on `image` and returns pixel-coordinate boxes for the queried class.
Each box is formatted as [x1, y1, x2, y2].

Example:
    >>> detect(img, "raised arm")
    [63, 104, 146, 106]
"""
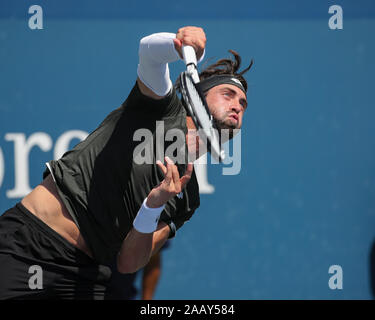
[136, 26, 206, 100]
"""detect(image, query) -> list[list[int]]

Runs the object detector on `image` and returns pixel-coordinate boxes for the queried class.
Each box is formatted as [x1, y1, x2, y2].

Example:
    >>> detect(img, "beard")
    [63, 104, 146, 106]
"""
[213, 116, 237, 141]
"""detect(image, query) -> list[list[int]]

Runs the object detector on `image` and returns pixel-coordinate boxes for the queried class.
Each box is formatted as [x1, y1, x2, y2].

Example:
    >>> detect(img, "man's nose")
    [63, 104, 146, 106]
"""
[230, 101, 242, 114]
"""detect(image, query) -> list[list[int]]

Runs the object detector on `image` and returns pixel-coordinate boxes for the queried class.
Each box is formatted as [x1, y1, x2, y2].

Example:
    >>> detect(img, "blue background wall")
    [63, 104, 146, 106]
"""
[1, 0, 375, 299]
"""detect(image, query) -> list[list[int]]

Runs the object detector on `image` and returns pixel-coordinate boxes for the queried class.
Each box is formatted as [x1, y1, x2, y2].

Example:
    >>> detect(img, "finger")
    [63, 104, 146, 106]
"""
[164, 157, 173, 185]
[156, 160, 167, 176]
[180, 163, 193, 189]
[176, 28, 205, 46]
[165, 156, 174, 165]
[180, 36, 200, 49]
[173, 38, 182, 47]
[179, 36, 205, 61]
[171, 164, 181, 192]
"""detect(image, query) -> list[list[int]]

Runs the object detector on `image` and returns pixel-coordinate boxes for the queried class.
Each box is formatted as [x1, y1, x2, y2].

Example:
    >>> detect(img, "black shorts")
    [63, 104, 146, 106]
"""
[0, 203, 120, 300]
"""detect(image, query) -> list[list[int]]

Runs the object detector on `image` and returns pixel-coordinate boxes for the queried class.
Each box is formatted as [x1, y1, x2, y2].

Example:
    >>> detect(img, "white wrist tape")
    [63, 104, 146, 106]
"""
[133, 198, 165, 233]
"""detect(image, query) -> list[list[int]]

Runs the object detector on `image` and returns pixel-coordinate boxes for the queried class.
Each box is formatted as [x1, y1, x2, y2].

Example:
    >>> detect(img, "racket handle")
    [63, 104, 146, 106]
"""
[182, 45, 197, 67]
[182, 45, 200, 83]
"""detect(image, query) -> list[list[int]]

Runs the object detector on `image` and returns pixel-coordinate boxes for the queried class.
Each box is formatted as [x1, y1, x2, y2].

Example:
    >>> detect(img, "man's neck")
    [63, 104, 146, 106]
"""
[186, 116, 196, 131]
[185, 116, 207, 161]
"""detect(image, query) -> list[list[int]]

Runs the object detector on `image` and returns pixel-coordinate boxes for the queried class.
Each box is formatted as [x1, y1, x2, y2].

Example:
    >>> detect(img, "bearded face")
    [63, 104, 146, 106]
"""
[205, 84, 247, 139]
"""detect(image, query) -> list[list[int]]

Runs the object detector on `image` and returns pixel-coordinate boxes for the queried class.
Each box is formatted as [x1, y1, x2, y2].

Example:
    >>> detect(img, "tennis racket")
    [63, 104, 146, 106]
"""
[180, 45, 225, 162]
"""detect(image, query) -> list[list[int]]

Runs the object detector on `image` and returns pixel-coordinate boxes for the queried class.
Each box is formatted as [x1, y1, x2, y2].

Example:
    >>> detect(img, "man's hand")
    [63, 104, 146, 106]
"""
[146, 157, 193, 208]
[173, 26, 206, 62]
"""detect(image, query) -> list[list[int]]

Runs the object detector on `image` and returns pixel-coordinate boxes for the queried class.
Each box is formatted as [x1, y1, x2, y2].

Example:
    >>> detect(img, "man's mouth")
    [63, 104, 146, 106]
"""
[228, 113, 238, 122]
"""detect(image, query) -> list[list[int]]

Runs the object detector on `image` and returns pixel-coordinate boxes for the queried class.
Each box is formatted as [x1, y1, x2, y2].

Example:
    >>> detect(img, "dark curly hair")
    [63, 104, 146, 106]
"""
[175, 50, 253, 93]
[199, 50, 253, 92]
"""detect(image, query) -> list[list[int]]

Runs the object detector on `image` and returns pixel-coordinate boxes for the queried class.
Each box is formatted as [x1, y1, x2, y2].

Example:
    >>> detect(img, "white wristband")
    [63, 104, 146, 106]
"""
[133, 198, 165, 233]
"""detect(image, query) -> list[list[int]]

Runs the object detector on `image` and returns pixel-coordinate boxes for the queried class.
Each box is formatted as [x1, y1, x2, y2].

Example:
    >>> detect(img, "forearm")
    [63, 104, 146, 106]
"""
[142, 251, 161, 300]
[137, 32, 179, 97]
[137, 28, 206, 99]
[117, 221, 169, 274]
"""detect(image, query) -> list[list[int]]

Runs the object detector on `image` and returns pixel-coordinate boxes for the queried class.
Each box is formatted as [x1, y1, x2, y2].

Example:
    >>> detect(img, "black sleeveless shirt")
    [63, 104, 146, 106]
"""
[43, 82, 200, 264]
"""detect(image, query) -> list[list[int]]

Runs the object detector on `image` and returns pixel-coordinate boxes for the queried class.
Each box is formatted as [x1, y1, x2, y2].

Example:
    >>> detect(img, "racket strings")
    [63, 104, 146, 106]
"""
[179, 71, 224, 162]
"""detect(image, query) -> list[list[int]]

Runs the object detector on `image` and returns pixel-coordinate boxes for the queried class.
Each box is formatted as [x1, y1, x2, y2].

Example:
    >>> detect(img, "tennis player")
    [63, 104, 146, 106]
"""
[0, 26, 252, 299]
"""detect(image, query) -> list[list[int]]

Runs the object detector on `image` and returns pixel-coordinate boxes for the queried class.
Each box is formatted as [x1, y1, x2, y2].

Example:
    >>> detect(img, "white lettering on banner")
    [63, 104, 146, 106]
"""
[28, 5, 44, 30]
[54, 130, 88, 160]
[1, 130, 214, 199]
[2, 130, 88, 199]
[5, 132, 52, 198]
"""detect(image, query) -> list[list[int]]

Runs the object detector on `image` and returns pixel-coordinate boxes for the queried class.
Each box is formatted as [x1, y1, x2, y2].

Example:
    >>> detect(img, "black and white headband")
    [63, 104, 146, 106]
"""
[198, 75, 246, 94]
